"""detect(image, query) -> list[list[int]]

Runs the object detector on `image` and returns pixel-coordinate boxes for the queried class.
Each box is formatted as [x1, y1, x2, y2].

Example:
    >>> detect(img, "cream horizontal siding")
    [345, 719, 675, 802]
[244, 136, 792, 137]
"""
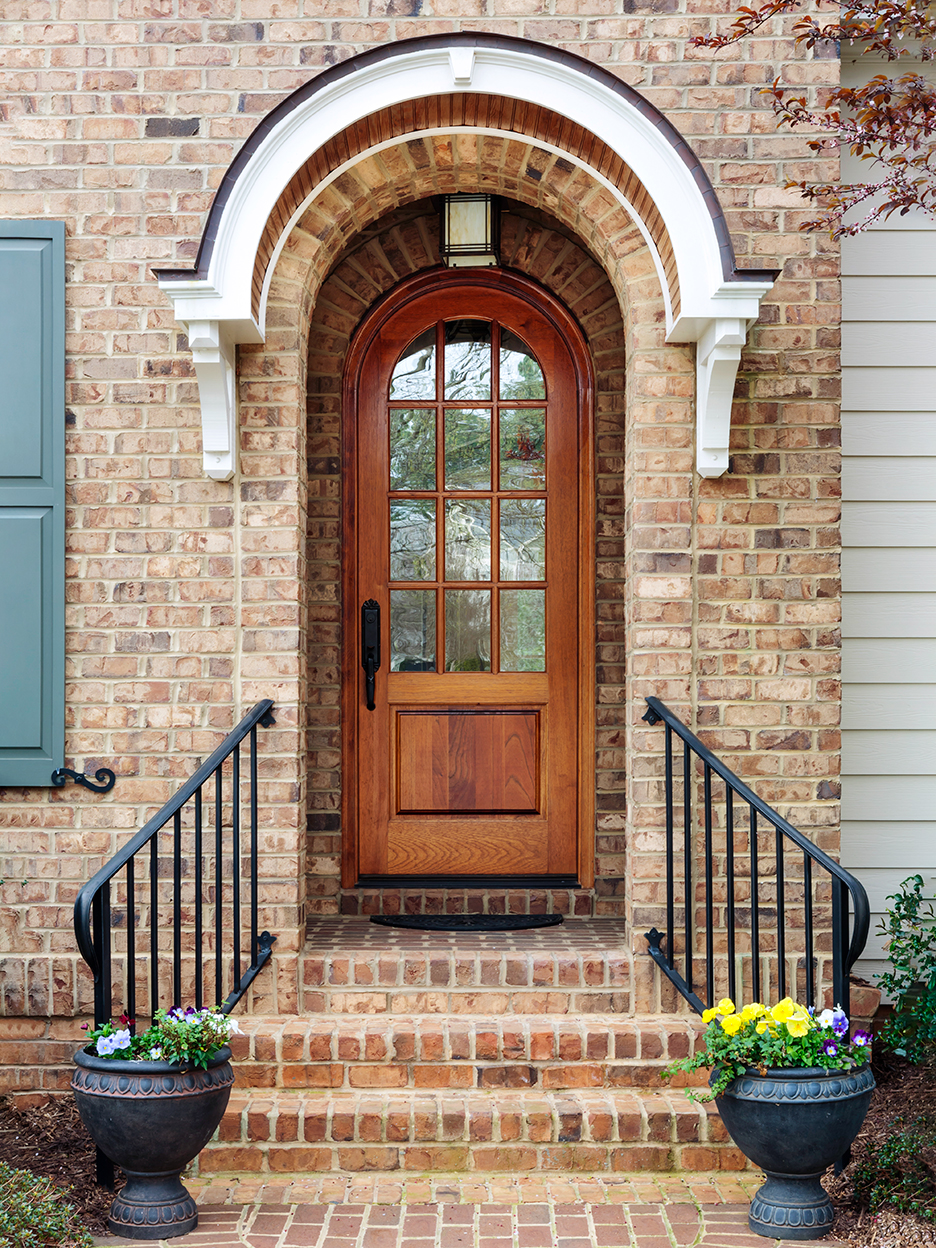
[840, 52, 936, 984]
[842, 640, 936, 683]
[844, 413, 936, 456]
[842, 323, 935, 366]
[843, 502, 936, 545]
[841, 548, 936, 589]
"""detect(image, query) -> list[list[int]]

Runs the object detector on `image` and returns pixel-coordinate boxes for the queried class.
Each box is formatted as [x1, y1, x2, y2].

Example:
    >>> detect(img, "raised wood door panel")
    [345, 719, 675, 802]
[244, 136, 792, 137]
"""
[343, 269, 593, 883]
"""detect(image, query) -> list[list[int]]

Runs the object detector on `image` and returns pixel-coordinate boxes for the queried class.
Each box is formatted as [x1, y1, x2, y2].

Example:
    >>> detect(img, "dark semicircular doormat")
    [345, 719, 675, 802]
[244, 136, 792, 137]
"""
[370, 914, 563, 931]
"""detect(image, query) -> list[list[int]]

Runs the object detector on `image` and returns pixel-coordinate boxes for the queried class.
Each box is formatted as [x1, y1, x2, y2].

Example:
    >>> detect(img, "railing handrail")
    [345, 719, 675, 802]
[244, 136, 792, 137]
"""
[73, 698, 276, 978]
[643, 695, 870, 984]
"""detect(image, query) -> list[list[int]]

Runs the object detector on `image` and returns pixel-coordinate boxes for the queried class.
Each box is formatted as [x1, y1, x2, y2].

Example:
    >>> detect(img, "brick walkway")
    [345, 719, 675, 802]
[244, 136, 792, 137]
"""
[94, 1174, 838, 1247]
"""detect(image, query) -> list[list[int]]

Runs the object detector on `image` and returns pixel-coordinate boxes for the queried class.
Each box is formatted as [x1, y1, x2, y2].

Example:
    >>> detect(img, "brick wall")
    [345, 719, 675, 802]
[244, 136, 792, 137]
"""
[0, 4, 841, 1024]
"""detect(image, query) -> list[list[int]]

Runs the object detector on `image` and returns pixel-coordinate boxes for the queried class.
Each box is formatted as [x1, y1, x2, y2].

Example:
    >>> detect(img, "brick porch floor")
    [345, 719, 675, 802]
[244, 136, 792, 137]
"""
[93, 1173, 839, 1246]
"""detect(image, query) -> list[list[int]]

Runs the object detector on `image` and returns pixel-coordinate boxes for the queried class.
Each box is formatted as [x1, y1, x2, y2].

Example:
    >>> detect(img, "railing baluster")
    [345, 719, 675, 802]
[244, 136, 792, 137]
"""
[639, 696, 870, 1022]
[749, 803, 760, 1004]
[726, 784, 736, 1004]
[804, 852, 814, 1006]
[250, 726, 259, 967]
[683, 739, 692, 995]
[776, 828, 786, 1001]
[72, 699, 278, 1113]
[150, 834, 158, 1020]
[232, 743, 242, 990]
[126, 859, 135, 1028]
[194, 786, 203, 1012]
[215, 765, 223, 1009]
[173, 810, 182, 1008]
[703, 762, 714, 1006]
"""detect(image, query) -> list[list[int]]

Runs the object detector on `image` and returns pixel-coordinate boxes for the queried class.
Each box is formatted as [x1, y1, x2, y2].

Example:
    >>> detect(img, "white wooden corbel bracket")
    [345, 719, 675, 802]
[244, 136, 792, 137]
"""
[694, 317, 748, 479]
[186, 320, 237, 481]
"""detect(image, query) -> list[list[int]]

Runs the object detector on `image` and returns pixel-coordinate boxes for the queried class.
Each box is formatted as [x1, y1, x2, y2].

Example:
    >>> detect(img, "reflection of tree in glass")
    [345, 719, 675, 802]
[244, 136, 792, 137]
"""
[500, 409, 545, 490]
[390, 501, 435, 581]
[390, 589, 435, 671]
[500, 334, 545, 400]
[446, 590, 491, 671]
[502, 590, 545, 671]
[500, 499, 545, 580]
[445, 409, 490, 490]
[445, 499, 491, 582]
[444, 321, 491, 401]
[389, 408, 435, 490]
[390, 329, 435, 400]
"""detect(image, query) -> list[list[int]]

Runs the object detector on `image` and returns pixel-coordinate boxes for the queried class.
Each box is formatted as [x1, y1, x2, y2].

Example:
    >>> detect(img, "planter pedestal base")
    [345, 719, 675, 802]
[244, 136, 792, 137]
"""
[108, 1170, 198, 1240]
[749, 1171, 834, 1241]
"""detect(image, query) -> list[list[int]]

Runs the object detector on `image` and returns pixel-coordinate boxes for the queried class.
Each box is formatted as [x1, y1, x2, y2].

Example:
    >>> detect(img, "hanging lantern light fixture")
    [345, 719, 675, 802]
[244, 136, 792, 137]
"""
[439, 194, 500, 268]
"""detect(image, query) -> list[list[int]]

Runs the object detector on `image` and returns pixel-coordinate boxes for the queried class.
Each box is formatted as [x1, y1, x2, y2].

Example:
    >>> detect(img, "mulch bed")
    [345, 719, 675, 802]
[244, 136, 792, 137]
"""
[2, 1053, 936, 1245]
[829, 1048, 936, 1247]
[0, 1094, 122, 1236]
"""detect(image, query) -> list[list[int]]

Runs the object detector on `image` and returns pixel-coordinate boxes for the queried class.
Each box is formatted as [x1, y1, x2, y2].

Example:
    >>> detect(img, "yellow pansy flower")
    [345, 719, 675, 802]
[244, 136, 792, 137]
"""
[756, 1018, 770, 1034]
[770, 997, 796, 1023]
[720, 1013, 745, 1035]
[741, 1003, 766, 1022]
[716, 998, 735, 1017]
[702, 1007, 719, 1024]
[785, 1015, 811, 1038]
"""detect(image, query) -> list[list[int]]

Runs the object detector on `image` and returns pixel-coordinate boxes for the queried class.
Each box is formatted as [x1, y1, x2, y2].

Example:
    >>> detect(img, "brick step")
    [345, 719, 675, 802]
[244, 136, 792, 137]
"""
[298, 918, 635, 1016]
[230, 1015, 706, 1092]
[201, 1087, 746, 1175]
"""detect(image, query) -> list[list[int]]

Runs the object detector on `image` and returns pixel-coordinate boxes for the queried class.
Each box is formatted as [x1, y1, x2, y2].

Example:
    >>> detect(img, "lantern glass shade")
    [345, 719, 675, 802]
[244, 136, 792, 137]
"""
[440, 194, 499, 267]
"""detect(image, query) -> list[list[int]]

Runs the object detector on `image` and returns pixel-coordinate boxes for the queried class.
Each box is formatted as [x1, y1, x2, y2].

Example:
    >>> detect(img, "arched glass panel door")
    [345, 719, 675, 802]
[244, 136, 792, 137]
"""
[345, 273, 592, 882]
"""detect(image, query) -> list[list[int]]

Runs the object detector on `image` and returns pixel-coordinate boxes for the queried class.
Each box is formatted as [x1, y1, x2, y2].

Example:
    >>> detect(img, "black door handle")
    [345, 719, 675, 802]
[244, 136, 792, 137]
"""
[361, 599, 381, 711]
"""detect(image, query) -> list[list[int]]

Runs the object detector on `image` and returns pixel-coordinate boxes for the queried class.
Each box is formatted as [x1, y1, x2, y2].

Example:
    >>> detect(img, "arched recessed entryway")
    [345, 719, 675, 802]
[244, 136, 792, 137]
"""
[155, 34, 776, 482]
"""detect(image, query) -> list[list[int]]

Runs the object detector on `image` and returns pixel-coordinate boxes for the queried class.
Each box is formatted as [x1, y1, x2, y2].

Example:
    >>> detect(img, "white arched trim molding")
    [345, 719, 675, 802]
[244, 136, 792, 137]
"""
[155, 34, 777, 481]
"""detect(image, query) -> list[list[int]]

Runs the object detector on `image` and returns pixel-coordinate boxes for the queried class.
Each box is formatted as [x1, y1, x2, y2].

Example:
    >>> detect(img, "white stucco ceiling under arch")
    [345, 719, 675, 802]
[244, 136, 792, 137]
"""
[155, 35, 777, 480]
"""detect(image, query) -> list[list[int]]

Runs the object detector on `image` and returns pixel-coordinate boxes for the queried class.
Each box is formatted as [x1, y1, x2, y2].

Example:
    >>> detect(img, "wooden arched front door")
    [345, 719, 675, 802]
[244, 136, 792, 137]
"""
[342, 269, 594, 884]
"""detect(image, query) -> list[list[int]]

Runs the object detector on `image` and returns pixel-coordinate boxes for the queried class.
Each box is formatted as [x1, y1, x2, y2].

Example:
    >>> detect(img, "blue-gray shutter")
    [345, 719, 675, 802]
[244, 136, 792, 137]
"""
[0, 221, 65, 786]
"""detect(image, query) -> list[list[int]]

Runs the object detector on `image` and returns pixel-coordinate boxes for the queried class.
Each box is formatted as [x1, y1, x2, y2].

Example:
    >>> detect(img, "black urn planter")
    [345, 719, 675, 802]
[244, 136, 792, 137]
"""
[71, 1045, 233, 1240]
[715, 1063, 875, 1240]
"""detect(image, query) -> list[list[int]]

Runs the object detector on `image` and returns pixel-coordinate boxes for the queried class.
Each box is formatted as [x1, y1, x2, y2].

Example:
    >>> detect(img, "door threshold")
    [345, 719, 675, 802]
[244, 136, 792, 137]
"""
[355, 874, 581, 889]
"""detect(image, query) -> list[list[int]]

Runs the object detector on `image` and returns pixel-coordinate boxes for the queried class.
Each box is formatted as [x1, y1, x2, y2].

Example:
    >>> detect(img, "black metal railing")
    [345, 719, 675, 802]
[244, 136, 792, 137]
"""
[74, 699, 278, 1031]
[642, 696, 869, 1018]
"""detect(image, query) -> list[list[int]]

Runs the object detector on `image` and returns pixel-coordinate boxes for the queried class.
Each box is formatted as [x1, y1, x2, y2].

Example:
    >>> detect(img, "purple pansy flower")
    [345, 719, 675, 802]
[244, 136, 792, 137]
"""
[851, 1029, 872, 1048]
[822, 1038, 839, 1057]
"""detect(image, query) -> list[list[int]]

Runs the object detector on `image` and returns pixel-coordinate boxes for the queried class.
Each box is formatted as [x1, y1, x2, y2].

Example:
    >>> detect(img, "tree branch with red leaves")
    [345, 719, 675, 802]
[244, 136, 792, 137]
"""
[692, 0, 936, 236]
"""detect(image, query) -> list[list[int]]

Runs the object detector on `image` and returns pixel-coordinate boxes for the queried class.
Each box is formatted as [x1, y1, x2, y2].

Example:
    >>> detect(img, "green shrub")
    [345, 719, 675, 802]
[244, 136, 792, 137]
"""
[0, 1162, 92, 1248]
[877, 874, 936, 1064]
[852, 1116, 936, 1223]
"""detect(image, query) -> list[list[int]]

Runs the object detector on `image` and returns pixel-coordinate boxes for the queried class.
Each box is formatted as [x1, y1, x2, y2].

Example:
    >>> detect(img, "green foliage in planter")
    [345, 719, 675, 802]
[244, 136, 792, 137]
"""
[877, 875, 936, 1064]
[0, 1162, 92, 1248]
[852, 1115, 936, 1223]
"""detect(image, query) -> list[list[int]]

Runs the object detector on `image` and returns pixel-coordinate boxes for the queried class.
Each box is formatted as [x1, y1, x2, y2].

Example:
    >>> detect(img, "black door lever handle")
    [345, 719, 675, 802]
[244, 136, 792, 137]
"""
[361, 599, 381, 711]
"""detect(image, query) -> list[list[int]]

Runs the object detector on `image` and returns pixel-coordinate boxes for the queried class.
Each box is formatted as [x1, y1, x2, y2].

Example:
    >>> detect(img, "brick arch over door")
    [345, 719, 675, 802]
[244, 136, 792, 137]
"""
[301, 200, 648, 920]
[249, 94, 681, 329]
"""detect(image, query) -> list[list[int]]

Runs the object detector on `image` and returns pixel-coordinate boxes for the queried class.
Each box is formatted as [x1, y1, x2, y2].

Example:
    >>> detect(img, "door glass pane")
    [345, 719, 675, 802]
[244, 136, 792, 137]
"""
[445, 589, 491, 671]
[500, 330, 545, 400]
[390, 328, 435, 400]
[390, 589, 436, 671]
[500, 499, 545, 581]
[444, 320, 491, 401]
[500, 408, 545, 490]
[444, 408, 491, 490]
[389, 408, 435, 490]
[390, 500, 435, 581]
[500, 589, 545, 671]
[445, 499, 491, 581]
